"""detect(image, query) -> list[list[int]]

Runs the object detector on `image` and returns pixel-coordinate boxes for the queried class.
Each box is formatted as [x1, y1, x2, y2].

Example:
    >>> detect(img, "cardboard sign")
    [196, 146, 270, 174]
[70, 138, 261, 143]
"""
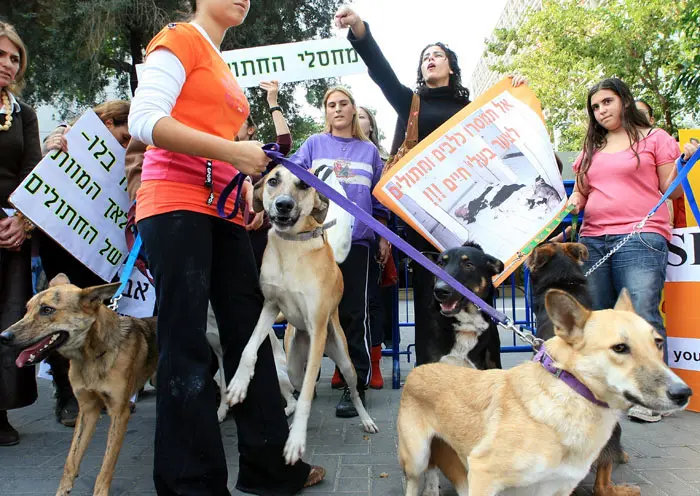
[374, 78, 566, 286]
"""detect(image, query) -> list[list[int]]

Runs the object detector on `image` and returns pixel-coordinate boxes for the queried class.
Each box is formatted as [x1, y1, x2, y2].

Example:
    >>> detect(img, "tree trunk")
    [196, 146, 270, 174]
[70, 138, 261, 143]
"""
[129, 27, 144, 96]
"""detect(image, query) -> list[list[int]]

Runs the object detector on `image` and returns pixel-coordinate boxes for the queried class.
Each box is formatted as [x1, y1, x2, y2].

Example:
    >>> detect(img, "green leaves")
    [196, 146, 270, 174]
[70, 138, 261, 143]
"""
[483, 0, 698, 150]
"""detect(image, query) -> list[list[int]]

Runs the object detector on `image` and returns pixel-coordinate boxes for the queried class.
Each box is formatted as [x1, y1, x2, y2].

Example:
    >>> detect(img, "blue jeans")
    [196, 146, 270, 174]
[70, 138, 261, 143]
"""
[581, 233, 668, 359]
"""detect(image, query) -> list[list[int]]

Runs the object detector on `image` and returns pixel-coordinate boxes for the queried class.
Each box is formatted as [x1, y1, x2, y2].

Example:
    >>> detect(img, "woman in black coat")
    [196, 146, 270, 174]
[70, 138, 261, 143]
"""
[0, 21, 41, 446]
[335, 7, 524, 365]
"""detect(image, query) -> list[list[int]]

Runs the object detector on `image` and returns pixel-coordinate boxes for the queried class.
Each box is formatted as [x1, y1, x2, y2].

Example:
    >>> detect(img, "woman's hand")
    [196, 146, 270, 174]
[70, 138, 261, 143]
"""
[377, 238, 391, 265]
[334, 6, 365, 37]
[0, 216, 27, 250]
[683, 142, 698, 161]
[568, 191, 586, 215]
[509, 74, 528, 87]
[229, 141, 269, 177]
[45, 127, 69, 153]
[261, 81, 280, 108]
[242, 180, 265, 231]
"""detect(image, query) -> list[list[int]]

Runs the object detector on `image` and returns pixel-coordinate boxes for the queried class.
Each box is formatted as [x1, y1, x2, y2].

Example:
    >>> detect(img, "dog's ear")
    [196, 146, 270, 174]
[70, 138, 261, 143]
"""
[253, 178, 265, 213]
[485, 254, 504, 276]
[311, 192, 329, 224]
[563, 243, 589, 264]
[49, 273, 71, 287]
[545, 289, 591, 343]
[526, 244, 556, 272]
[80, 282, 121, 307]
[614, 288, 636, 313]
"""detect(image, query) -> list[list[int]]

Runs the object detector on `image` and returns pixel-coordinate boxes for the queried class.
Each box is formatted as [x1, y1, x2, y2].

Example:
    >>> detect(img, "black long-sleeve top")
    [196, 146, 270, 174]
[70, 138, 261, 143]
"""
[349, 23, 468, 144]
[0, 99, 41, 207]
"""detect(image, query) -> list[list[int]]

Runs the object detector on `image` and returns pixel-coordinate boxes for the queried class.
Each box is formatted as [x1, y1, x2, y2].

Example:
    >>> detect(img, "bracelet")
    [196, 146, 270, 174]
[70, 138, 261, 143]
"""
[268, 106, 282, 115]
[14, 212, 35, 239]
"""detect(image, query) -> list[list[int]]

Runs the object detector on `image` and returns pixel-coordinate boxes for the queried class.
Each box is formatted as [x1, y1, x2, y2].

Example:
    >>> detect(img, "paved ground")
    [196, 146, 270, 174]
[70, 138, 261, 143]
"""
[2, 347, 699, 496]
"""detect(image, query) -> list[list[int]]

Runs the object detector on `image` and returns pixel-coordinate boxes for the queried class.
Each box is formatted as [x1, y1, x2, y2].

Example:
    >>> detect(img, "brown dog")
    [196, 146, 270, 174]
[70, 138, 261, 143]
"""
[0, 274, 157, 496]
[397, 289, 692, 496]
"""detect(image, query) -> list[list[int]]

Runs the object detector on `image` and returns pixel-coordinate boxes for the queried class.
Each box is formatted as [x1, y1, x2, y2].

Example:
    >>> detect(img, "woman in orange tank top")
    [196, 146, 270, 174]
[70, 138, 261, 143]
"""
[128, 1, 324, 493]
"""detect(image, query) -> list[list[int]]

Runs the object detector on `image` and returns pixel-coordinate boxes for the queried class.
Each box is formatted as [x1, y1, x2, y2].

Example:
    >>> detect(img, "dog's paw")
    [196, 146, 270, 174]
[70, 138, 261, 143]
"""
[594, 484, 641, 496]
[283, 426, 306, 465]
[361, 417, 379, 434]
[284, 397, 297, 417]
[226, 368, 253, 406]
[217, 402, 229, 423]
[56, 483, 73, 496]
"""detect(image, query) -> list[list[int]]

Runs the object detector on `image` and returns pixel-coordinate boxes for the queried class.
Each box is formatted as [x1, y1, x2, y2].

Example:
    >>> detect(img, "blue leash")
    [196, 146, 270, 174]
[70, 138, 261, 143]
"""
[109, 234, 143, 309]
[261, 144, 510, 324]
[676, 151, 700, 225]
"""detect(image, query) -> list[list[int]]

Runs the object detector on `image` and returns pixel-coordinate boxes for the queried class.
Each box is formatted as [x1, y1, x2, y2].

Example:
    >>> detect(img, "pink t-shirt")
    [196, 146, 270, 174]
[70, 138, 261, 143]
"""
[573, 129, 680, 241]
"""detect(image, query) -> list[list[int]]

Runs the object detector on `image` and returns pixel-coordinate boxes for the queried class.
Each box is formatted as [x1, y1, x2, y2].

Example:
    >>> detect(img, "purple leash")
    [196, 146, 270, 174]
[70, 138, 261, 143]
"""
[262, 144, 510, 325]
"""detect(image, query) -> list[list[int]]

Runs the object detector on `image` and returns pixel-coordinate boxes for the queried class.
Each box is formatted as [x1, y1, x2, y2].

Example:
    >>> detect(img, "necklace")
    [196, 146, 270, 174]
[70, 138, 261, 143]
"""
[0, 89, 14, 132]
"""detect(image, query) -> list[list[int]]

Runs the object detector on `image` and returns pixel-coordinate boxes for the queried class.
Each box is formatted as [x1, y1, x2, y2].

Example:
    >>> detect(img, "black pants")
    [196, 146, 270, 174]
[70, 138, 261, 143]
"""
[39, 232, 106, 400]
[367, 240, 383, 348]
[338, 244, 373, 387]
[138, 211, 309, 496]
[406, 226, 439, 366]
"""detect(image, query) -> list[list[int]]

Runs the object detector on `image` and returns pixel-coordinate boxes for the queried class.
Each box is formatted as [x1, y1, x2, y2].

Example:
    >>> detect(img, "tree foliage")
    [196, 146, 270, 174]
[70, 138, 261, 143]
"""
[484, 0, 699, 151]
[2, 0, 342, 144]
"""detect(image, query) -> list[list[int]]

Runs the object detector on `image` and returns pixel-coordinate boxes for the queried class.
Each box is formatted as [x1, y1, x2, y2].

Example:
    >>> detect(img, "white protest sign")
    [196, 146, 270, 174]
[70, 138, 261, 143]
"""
[116, 267, 156, 319]
[667, 337, 700, 372]
[11, 111, 129, 282]
[374, 79, 567, 285]
[136, 38, 366, 88]
[667, 227, 700, 282]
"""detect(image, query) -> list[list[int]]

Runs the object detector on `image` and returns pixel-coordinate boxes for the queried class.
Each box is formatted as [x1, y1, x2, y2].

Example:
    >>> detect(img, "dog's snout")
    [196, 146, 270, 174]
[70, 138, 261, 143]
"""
[275, 197, 295, 214]
[667, 383, 693, 406]
[0, 330, 15, 345]
[433, 283, 452, 302]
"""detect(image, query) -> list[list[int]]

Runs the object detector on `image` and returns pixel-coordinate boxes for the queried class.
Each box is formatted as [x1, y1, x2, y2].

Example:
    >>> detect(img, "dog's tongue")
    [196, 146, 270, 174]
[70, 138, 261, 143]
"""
[440, 301, 458, 313]
[16, 335, 55, 368]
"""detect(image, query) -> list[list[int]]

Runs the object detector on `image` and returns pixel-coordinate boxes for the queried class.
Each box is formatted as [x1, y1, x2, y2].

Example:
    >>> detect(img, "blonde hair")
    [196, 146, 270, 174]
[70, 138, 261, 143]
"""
[0, 22, 29, 94]
[323, 86, 368, 141]
[93, 100, 130, 126]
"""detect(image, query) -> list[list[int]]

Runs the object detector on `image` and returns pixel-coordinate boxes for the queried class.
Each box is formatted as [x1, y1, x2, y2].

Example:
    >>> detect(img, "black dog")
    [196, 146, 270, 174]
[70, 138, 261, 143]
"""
[424, 241, 503, 369]
[527, 242, 630, 495]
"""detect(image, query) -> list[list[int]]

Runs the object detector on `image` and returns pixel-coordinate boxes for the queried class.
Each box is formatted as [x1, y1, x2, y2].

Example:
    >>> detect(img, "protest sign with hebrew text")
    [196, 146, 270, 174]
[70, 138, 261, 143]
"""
[136, 37, 367, 89]
[374, 78, 567, 286]
[11, 111, 130, 282]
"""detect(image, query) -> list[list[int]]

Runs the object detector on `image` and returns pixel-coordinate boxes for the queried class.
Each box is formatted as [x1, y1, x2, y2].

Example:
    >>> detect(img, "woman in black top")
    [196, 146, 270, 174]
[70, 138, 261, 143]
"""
[335, 7, 524, 365]
[0, 22, 41, 446]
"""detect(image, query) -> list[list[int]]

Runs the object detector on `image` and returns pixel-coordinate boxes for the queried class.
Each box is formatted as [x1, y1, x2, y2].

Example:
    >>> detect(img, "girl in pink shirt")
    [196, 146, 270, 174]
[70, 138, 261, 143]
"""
[569, 78, 681, 421]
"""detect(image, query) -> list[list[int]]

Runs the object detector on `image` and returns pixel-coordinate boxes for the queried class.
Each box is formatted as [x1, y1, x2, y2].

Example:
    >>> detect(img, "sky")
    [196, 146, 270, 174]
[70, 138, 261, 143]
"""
[36, 0, 510, 143]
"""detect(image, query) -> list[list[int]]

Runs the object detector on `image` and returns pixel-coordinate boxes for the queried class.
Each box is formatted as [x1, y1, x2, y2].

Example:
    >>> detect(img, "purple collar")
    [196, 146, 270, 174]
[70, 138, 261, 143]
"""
[533, 348, 609, 408]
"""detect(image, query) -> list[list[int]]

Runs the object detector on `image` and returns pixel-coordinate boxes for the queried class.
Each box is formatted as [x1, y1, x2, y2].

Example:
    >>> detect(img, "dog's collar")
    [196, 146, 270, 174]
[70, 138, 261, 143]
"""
[533, 348, 609, 408]
[275, 219, 336, 241]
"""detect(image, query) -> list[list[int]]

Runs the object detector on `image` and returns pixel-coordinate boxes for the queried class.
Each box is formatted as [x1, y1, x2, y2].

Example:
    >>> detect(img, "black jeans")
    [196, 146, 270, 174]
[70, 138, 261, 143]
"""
[338, 244, 373, 387]
[138, 211, 309, 496]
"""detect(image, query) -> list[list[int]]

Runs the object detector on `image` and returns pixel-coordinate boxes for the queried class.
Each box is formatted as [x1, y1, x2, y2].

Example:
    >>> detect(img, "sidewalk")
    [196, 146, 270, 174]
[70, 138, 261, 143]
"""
[2, 350, 699, 495]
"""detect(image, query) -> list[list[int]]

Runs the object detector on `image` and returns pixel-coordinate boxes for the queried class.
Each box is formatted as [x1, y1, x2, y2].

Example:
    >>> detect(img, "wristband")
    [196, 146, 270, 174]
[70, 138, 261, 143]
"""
[269, 106, 282, 115]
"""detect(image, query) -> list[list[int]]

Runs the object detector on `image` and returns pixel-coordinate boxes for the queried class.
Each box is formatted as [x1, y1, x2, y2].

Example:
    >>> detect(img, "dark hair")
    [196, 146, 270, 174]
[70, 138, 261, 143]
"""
[416, 42, 470, 106]
[577, 78, 651, 192]
[635, 99, 653, 119]
[188, 0, 196, 13]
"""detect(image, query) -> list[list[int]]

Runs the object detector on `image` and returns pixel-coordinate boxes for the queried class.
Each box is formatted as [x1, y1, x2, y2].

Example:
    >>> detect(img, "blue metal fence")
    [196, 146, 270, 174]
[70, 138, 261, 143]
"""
[382, 180, 578, 389]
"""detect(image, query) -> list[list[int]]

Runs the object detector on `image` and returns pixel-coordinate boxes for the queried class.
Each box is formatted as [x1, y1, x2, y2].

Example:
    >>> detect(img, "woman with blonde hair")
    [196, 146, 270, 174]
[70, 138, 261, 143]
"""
[290, 86, 390, 417]
[0, 21, 41, 446]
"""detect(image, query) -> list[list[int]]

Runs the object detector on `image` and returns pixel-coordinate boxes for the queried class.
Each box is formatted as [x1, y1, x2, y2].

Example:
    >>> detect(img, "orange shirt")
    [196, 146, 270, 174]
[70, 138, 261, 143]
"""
[136, 23, 250, 224]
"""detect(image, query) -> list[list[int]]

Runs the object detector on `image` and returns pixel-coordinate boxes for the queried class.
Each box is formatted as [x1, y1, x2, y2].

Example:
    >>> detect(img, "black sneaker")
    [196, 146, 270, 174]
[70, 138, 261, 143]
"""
[56, 395, 79, 427]
[335, 386, 365, 418]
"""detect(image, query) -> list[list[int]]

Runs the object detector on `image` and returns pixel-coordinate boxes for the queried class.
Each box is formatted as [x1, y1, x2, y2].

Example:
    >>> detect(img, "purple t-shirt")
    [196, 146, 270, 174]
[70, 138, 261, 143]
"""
[290, 133, 388, 246]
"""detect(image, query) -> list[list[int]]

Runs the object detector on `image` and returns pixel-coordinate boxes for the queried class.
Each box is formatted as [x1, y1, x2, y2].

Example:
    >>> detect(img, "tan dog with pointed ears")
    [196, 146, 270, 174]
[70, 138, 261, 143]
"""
[226, 165, 378, 465]
[0, 275, 157, 496]
[397, 289, 692, 496]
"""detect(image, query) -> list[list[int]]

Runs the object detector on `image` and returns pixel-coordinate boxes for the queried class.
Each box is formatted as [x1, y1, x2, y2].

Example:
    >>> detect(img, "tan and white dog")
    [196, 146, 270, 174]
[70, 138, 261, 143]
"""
[226, 165, 378, 464]
[398, 289, 692, 496]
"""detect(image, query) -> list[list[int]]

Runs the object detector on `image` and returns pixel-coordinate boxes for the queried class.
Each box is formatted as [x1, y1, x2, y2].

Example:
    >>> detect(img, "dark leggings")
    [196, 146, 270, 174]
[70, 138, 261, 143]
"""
[138, 210, 309, 496]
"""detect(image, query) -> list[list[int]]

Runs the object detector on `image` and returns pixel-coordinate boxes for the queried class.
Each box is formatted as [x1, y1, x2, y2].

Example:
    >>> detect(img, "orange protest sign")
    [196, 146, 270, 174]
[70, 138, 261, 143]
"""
[373, 77, 567, 286]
